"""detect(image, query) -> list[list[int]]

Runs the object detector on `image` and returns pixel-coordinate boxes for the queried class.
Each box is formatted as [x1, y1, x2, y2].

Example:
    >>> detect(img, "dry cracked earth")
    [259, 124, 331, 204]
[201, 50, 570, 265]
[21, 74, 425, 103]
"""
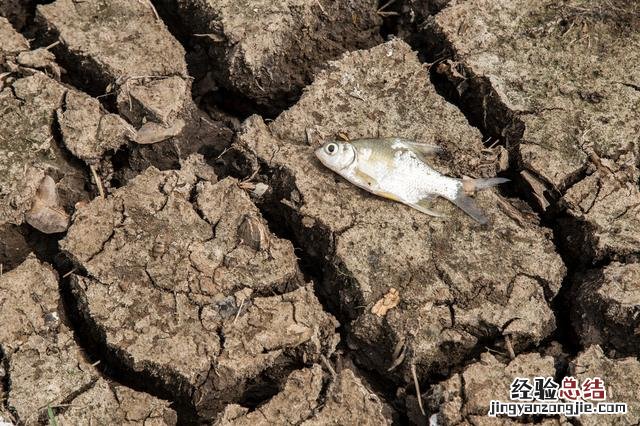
[0, 0, 638, 425]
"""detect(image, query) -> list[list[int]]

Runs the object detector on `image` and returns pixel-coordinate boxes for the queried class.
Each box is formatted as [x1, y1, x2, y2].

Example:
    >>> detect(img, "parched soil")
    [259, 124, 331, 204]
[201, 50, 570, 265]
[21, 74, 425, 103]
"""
[0, 0, 639, 425]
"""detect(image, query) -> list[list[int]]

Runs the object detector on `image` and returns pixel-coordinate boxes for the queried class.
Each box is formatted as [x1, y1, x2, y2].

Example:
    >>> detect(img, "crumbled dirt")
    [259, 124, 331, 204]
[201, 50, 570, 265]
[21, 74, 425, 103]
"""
[425, 352, 559, 425]
[0, 71, 89, 233]
[233, 39, 566, 384]
[571, 262, 640, 354]
[2, 0, 639, 423]
[35, 0, 234, 185]
[0, 255, 176, 425]
[61, 156, 338, 420]
[421, 0, 640, 258]
[154, 0, 383, 113]
[569, 345, 640, 426]
[214, 365, 392, 425]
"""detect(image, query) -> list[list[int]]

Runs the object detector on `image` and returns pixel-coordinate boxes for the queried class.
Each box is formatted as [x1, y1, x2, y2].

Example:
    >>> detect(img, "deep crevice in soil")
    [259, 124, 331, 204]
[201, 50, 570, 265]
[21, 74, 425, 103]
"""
[12, 228, 199, 424]
[384, 6, 584, 361]
[0, 348, 19, 425]
[60, 269, 202, 425]
[148, 0, 285, 120]
[219, 155, 409, 422]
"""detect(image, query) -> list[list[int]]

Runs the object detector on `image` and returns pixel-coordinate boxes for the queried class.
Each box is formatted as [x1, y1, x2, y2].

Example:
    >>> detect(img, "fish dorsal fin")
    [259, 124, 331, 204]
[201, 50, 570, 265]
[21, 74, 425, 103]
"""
[382, 138, 444, 157]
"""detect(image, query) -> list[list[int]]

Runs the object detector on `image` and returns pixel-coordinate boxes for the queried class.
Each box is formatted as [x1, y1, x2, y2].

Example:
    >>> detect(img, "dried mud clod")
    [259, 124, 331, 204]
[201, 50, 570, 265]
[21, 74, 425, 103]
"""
[571, 262, 640, 355]
[425, 352, 560, 425]
[232, 39, 566, 384]
[419, 0, 640, 261]
[153, 0, 383, 113]
[35, 0, 234, 184]
[57, 89, 136, 164]
[214, 365, 393, 425]
[60, 156, 339, 420]
[568, 345, 640, 426]
[0, 255, 177, 425]
[0, 70, 90, 235]
[0, 19, 141, 240]
[0, 16, 29, 68]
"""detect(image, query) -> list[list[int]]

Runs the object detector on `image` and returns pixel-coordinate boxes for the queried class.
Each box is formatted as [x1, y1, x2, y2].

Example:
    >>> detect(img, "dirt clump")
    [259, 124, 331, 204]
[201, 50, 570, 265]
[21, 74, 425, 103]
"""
[57, 89, 136, 164]
[0, 255, 176, 425]
[233, 39, 566, 384]
[35, 0, 233, 184]
[568, 345, 640, 426]
[60, 155, 338, 420]
[214, 365, 392, 425]
[571, 262, 640, 354]
[0, 16, 29, 66]
[154, 0, 383, 113]
[425, 351, 561, 425]
[36, 0, 187, 98]
[0, 71, 89, 234]
[421, 0, 639, 260]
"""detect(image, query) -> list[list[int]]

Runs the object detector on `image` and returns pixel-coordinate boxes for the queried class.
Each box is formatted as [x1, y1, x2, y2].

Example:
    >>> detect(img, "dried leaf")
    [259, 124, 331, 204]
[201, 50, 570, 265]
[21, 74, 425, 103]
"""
[371, 288, 400, 317]
[25, 176, 70, 234]
[237, 215, 270, 251]
[134, 119, 185, 144]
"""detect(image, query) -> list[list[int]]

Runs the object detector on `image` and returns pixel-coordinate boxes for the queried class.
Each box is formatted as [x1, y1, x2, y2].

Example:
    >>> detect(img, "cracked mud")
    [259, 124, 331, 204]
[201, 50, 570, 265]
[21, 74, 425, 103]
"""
[1, 0, 639, 425]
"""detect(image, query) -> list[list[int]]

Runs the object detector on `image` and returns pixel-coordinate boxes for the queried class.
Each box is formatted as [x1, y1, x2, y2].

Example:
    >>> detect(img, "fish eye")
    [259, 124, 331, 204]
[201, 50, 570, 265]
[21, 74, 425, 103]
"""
[325, 143, 338, 155]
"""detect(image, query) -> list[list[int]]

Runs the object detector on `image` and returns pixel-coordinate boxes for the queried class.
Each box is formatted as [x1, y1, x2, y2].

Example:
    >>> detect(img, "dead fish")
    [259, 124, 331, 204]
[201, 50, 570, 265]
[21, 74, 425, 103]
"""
[314, 138, 508, 224]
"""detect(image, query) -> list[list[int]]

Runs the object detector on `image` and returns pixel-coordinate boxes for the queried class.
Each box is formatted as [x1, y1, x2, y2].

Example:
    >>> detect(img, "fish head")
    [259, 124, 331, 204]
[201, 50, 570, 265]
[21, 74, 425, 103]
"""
[315, 141, 356, 172]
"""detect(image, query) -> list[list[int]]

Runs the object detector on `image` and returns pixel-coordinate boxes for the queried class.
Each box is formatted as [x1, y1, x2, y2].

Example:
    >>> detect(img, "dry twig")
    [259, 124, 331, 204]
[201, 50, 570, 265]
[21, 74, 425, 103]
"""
[411, 363, 425, 416]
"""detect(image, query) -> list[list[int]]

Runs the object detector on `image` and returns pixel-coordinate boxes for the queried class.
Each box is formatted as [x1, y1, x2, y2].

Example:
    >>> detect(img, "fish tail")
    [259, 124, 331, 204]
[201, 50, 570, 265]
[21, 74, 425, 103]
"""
[462, 177, 510, 192]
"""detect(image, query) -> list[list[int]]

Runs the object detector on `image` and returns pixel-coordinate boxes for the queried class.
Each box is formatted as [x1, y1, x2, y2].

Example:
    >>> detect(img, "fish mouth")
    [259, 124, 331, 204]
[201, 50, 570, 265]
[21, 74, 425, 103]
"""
[314, 147, 327, 164]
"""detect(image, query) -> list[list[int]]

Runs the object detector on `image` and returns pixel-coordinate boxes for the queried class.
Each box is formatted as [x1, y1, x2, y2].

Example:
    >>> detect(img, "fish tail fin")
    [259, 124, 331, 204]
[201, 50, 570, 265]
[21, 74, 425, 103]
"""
[450, 192, 490, 225]
[462, 176, 510, 192]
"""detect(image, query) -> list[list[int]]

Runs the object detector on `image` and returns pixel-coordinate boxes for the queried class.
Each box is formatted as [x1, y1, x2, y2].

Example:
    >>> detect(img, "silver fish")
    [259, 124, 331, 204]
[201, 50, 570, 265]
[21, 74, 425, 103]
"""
[314, 138, 508, 224]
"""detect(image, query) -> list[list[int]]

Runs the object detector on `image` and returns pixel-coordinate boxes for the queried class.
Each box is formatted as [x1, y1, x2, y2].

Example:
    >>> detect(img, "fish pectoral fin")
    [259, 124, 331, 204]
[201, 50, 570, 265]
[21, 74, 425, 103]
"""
[409, 196, 447, 218]
[354, 168, 379, 188]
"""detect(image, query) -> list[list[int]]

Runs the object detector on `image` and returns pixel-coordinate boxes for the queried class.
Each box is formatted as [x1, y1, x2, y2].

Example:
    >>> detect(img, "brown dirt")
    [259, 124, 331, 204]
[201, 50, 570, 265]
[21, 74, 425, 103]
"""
[421, 0, 640, 259]
[153, 0, 383, 113]
[0, 255, 177, 424]
[233, 40, 565, 384]
[571, 262, 640, 353]
[425, 352, 559, 425]
[1, 0, 639, 424]
[568, 345, 640, 426]
[60, 156, 339, 420]
[214, 365, 393, 425]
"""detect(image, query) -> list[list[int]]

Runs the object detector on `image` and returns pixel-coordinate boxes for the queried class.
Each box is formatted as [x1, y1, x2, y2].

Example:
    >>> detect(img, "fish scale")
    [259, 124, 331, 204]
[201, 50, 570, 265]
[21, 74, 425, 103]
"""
[354, 148, 462, 203]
